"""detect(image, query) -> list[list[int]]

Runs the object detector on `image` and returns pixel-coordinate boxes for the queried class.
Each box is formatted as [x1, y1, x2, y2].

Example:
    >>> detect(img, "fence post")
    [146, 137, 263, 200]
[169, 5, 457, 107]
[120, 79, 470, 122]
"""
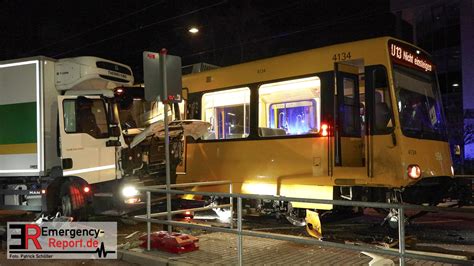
[398, 206, 405, 266]
[237, 197, 243, 266]
[229, 183, 233, 229]
[147, 191, 151, 251]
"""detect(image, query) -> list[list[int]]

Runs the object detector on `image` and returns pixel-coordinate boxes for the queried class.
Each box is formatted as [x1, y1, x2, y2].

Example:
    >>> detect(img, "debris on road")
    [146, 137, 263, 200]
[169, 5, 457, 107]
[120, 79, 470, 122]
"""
[125, 231, 140, 239]
[361, 252, 395, 266]
[139, 231, 199, 254]
[35, 212, 73, 224]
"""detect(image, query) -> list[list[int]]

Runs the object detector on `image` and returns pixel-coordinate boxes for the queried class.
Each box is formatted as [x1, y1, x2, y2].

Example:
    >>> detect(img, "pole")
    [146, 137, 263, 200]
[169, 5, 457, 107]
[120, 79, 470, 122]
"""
[146, 191, 151, 251]
[229, 183, 233, 229]
[398, 207, 405, 266]
[237, 197, 243, 266]
[160, 48, 172, 233]
[164, 102, 172, 233]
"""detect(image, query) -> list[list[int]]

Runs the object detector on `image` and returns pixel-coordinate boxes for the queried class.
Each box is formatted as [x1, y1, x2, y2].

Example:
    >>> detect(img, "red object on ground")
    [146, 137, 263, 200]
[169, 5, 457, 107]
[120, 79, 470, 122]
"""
[139, 231, 199, 254]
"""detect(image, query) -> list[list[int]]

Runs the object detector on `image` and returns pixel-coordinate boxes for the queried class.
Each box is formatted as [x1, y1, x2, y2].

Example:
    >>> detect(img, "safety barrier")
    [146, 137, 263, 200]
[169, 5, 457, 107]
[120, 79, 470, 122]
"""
[134, 181, 474, 266]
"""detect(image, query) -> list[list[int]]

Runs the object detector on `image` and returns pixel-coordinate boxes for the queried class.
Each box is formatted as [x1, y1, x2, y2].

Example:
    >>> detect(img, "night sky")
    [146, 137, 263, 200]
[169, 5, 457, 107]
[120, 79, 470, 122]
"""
[1, 0, 400, 82]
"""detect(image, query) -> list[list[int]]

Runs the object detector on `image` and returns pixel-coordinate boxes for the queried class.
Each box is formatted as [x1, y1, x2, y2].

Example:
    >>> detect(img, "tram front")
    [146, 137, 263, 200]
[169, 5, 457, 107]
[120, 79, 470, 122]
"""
[388, 39, 463, 205]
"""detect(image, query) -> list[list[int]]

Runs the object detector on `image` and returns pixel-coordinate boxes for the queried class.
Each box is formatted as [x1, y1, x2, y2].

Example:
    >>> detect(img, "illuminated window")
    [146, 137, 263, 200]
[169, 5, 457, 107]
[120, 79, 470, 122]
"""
[201, 87, 250, 140]
[258, 76, 321, 137]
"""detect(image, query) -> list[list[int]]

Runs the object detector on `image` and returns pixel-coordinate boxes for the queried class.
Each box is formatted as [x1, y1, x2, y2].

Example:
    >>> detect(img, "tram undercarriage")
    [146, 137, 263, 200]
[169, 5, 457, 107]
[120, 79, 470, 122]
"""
[203, 176, 471, 239]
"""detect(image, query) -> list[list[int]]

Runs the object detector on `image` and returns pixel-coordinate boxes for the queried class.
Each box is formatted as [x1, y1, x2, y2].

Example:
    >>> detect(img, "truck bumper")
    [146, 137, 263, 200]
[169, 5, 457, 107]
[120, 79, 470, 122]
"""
[0, 187, 47, 212]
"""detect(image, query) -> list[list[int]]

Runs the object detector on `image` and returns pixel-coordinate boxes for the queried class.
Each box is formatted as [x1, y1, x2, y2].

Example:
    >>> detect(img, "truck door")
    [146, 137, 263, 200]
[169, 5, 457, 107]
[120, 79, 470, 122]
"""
[333, 61, 367, 181]
[58, 95, 117, 183]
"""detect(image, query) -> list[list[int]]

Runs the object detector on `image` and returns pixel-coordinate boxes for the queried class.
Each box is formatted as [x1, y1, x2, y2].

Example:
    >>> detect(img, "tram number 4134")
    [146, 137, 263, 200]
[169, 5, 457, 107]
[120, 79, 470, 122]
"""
[332, 52, 351, 61]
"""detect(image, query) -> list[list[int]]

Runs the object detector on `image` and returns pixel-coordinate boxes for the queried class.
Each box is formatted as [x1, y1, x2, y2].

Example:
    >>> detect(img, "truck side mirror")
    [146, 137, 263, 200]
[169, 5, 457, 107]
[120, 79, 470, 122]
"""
[109, 124, 121, 137]
[106, 140, 122, 147]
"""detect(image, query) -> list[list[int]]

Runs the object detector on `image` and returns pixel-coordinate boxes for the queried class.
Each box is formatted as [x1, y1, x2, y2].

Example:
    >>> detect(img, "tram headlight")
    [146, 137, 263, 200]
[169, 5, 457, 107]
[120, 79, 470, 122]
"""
[407, 164, 421, 179]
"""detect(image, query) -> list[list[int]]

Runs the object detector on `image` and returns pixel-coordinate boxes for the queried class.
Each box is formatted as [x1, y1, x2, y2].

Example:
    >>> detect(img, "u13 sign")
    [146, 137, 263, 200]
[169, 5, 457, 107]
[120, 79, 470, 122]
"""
[388, 40, 433, 72]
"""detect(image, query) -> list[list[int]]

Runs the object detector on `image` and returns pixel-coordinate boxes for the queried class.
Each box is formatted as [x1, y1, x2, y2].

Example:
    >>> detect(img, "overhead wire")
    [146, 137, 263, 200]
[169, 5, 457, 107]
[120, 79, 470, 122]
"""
[116, 4, 390, 72]
[181, 6, 390, 60]
[33, 1, 389, 66]
[52, 0, 227, 57]
[45, 0, 300, 58]
[25, 0, 167, 55]
[115, 1, 331, 59]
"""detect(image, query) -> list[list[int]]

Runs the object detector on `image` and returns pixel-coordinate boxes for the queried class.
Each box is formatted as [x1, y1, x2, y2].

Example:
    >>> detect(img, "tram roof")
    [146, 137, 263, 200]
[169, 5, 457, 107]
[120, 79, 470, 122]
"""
[183, 36, 428, 93]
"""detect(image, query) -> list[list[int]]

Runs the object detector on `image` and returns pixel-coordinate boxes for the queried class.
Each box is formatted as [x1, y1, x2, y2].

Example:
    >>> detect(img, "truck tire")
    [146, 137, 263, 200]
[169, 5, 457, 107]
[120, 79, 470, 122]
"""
[59, 181, 89, 221]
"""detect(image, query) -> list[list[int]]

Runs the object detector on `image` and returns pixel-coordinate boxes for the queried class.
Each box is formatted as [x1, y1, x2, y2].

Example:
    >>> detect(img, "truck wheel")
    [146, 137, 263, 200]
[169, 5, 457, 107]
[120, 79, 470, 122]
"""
[59, 181, 89, 221]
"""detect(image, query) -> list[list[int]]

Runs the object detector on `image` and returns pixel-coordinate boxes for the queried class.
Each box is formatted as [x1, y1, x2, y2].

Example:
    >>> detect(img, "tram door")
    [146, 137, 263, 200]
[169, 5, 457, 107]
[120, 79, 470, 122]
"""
[333, 61, 366, 181]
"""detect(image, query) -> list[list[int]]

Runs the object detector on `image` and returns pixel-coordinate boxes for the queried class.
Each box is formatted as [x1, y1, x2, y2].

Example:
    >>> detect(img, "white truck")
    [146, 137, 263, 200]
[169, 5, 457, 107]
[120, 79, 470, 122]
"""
[0, 56, 186, 218]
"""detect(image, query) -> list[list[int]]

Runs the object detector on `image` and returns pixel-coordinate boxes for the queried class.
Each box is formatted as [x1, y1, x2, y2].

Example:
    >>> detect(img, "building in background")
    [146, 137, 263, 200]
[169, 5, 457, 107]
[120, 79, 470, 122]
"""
[391, 0, 474, 171]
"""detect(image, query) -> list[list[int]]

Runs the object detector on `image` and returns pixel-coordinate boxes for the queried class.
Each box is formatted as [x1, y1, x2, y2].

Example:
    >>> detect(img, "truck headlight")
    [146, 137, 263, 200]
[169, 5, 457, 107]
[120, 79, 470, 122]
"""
[122, 186, 139, 197]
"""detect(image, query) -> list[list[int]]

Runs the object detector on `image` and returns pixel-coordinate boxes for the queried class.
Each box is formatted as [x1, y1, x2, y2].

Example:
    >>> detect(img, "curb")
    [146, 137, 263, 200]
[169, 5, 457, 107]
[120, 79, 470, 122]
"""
[118, 249, 194, 266]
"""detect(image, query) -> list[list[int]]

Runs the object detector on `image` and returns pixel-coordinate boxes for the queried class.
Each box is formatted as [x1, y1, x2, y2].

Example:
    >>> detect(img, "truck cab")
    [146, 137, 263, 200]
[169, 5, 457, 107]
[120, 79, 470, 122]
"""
[56, 57, 133, 184]
[0, 56, 152, 218]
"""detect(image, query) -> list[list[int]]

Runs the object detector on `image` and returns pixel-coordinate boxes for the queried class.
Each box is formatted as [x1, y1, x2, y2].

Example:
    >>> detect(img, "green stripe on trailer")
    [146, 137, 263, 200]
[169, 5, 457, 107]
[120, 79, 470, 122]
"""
[0, 102, 36, 145]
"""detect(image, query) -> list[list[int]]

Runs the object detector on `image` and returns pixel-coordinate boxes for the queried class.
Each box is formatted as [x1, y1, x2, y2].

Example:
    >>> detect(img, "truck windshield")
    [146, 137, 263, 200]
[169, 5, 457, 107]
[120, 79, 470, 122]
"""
[393, 65, 447, 141]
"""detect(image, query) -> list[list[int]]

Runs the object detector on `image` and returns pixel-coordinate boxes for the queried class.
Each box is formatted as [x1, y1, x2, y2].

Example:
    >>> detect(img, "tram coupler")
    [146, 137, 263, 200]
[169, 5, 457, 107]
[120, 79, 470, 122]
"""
[305, 209, 322, 239]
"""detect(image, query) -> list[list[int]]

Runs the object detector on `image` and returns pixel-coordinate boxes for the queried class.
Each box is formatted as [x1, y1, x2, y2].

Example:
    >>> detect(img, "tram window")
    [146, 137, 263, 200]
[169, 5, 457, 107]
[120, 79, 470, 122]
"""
[370, 67, 393, 134]
[201, 87, 250, 140]
[341, 78, 361, 136]
[258, 76, 321, 137]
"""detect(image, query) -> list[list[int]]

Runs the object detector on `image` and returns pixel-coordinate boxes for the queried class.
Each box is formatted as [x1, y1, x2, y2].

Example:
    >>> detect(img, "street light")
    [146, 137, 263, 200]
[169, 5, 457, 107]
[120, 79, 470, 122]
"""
[188, 27, 199, 34]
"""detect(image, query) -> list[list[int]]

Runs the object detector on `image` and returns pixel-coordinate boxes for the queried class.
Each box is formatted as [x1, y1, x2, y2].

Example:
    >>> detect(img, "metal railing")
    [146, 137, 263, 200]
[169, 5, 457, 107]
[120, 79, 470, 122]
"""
[138, 180, 233, 249]
[134, 181, 474, 266]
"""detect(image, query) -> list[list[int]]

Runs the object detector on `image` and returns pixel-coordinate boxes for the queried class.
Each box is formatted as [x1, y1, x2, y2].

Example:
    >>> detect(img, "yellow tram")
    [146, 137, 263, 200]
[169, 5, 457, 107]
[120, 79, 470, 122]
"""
[174, 37, 454, 235]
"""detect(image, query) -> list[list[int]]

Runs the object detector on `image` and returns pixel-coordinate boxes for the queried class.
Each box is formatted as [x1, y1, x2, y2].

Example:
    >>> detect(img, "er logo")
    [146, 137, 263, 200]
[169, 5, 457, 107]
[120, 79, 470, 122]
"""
[9, 224, 42, 250]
